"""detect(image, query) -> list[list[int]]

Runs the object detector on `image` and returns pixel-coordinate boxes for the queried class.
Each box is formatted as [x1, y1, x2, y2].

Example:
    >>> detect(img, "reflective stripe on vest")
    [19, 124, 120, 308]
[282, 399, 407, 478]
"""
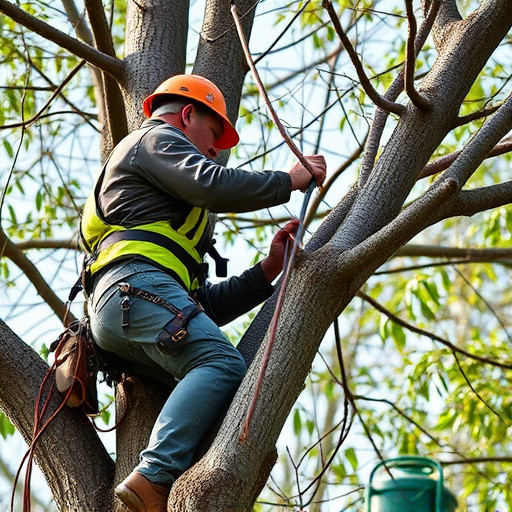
[80, 181, 209, 292]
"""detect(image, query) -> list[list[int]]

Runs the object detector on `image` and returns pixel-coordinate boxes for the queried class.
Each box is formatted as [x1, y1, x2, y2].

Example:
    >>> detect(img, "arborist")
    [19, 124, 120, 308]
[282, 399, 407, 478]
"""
[80, 73, 326, 511]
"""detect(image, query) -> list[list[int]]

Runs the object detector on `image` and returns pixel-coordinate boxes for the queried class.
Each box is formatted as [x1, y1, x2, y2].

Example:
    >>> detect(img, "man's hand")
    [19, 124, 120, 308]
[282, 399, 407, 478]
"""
[260, 219, 300, 283]
[289, 154, 326, 191]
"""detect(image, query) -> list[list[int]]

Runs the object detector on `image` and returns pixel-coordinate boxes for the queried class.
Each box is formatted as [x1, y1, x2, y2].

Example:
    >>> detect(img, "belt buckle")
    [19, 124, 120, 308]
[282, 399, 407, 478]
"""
[171, 329, 186, 343]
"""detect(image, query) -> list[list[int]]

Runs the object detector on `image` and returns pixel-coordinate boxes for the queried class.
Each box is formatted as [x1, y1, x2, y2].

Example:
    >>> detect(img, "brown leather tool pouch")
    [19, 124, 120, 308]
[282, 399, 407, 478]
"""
[50, 320, 99, 416]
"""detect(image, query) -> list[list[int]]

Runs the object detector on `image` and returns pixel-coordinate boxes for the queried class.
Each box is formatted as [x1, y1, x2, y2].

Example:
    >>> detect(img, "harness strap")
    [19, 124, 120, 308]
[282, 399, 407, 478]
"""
[96, 228, 228, 280]
[118, 282, 202, 354]
[97, 229, 201, 275]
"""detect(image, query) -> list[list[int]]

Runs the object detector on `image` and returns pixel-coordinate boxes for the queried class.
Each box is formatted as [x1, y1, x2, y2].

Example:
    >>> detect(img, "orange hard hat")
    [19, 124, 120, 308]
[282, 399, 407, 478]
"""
[143, 74, 240, 149]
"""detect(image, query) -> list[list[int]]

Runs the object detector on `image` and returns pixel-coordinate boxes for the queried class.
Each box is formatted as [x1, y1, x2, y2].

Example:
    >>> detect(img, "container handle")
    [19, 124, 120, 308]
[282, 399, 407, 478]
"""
[365, 456, 443, 512]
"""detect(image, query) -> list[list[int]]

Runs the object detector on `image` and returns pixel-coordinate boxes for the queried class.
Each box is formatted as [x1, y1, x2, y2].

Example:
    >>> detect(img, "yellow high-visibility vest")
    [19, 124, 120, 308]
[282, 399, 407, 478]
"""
[80, 174, 209, 291]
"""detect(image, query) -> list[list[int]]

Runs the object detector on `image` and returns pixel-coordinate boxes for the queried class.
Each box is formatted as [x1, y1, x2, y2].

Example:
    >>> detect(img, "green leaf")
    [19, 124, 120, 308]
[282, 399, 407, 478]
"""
[0, 412, 15, 438]
[293, 408, 302, 436]
[3, 138, 13, 158]
[345, 447, 358, 471]
[391, 322, 406, 352]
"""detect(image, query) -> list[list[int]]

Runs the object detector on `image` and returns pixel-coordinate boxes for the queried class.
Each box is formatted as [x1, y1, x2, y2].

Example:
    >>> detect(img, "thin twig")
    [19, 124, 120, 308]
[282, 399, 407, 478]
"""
[231, 2, 318, 179]
[359, 0, 440, 183]
[452, 350, 506, 424]
[299, 319, 353, 497]
[354, 395, 445, 448]
[453, 103, 502, 128]
[0, 0, 124, 79]
[0, 60, 87, 131]
[254, 1, 311, 65]
[454, 267, 512, 344]
[357, 291, 512, 370]
[334, 318, 385, 463]
[404, 0, 430, 109]
[418, 136, 512, 179]
[322, 0, 404, 116]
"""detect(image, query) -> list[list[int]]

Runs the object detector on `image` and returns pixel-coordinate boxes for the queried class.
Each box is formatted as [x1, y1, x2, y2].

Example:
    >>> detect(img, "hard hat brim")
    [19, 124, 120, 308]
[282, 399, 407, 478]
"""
[215, 116, 240, 150]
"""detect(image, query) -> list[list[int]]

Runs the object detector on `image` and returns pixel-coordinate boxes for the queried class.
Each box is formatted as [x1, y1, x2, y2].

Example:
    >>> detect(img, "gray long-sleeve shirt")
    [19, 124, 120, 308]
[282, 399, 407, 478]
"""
[99, 119, 291, 227]
[94, 118, 291, 324]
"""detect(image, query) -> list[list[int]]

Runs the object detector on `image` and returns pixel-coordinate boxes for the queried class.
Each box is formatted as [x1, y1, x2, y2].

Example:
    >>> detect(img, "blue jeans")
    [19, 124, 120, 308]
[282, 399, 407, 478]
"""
[88, 260, 247, 485]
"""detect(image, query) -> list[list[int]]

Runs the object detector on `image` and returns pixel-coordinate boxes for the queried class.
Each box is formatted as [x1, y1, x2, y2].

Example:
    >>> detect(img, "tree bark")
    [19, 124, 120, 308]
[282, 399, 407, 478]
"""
[0, 321, 115, 511]
[121, 0, 190, 131]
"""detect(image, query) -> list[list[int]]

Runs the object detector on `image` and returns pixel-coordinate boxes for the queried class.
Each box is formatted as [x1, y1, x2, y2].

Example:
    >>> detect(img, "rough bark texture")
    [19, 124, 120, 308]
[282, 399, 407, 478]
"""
[167, 2, 512, 510]
[121, 0, 190, 131]
[0, 321, 115, 511]
[193, 0, 255, 124]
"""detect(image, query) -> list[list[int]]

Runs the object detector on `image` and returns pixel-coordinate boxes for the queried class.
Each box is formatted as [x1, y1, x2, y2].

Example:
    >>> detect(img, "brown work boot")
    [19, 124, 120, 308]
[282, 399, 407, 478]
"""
[115, 471, 171, 512]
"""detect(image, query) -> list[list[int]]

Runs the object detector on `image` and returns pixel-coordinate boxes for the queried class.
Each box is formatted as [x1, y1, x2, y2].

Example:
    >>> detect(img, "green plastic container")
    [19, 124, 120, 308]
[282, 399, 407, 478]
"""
[365, 457, 458, 512]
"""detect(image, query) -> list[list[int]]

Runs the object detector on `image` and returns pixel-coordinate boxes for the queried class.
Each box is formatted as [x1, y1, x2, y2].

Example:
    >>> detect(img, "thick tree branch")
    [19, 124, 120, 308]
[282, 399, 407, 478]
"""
[84, 0, 116, 58]
[83, 0, 128, 147]
[322, 0, 404, 116]
[430, 0, 462, 48]
[419, 136, 512, 179]
[60, 0, 109, 140]
[121, 0, 190, 129]
[395, 244, 512, 263]
[0, 230, 75, 325]
[305, 140, 365, 229]
[15, 238, 79, 251]
[443, 93, 512, 188]
[0, 0, 124, 79]
[337, 177, 458, 272]
[0, 321, 114, 511]
[451, 182, 512, 217]
[404, 0, 430, 110]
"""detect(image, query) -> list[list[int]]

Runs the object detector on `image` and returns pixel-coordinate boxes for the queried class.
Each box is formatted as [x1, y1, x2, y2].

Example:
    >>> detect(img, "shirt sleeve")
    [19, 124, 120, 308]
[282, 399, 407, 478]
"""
[135, 124, 292, 213]
[195, 263, 274, 326]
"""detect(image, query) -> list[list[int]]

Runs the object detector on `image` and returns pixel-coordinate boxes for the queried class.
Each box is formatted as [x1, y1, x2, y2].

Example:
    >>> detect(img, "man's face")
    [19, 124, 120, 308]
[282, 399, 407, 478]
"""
[183, 105, 224, 160]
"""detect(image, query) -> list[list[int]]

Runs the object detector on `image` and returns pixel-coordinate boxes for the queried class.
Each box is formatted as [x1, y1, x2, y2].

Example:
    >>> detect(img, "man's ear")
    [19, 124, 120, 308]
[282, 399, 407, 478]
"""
[181, 104, 195, 127]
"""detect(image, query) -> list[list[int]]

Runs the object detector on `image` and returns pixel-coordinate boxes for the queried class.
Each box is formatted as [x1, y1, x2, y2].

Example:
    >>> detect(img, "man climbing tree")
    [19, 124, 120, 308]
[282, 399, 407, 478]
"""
[81, 73, 325, 511]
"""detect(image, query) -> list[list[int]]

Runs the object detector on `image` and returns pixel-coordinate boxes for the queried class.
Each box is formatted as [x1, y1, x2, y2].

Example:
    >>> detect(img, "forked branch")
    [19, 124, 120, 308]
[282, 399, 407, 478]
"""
[323, 0, 405, 116]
